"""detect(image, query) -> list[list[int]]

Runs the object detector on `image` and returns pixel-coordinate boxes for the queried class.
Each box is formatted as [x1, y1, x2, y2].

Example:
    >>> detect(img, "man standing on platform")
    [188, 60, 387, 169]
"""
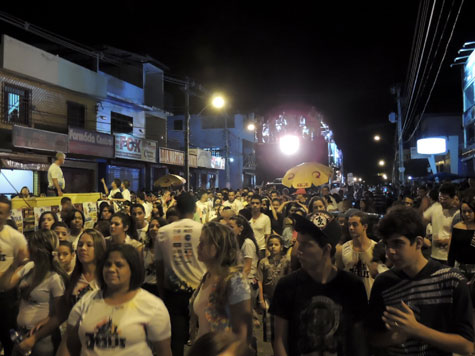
[47, 152, 66, 196]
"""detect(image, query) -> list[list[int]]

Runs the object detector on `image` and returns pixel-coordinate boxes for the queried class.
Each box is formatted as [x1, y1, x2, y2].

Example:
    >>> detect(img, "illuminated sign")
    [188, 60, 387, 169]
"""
[417, 137, 446, 155]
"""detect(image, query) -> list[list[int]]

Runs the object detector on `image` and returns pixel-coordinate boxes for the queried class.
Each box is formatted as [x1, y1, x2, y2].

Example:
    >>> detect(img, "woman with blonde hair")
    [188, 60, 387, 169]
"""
[0, 229, 68, 355]
[190, 221, 252, 342]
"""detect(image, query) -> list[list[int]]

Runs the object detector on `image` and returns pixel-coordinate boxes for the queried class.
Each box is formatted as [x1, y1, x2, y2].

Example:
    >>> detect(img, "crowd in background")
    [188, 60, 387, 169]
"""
[1, 176, 475, 356]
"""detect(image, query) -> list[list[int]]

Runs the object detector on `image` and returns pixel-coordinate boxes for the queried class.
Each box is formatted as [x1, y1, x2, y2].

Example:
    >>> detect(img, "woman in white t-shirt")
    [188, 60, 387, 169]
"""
[121, 180, 131, 202]
[101, 178, 121, 200]
[190, 222, 251, 342]
[0, 229, 68, 356]
[58, 244, 172, 356]
[228, 215, 260, 283]
[109, 213, 143, 257]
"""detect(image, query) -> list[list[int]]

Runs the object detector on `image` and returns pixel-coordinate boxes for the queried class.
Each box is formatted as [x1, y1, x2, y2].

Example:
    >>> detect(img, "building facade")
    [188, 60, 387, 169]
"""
[167, 113, 256, 189]
[0, 34, 169, 196]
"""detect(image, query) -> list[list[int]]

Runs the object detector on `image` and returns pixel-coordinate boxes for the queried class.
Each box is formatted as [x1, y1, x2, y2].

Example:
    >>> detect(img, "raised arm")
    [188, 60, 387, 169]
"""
[101, 178, 110, 196]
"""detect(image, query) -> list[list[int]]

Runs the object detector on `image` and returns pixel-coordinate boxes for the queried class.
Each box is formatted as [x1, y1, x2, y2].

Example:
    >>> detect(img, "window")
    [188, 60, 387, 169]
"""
[201, 116, 235, 129]
[3, 84, 31, 125]
[173, 119, 183, 130]
[111, 111, 133, 134]
[67, 101, 86, 128]
[466, 121, 475, 147]
[107, 165, 141, 193]
[203, 147, 223, 157]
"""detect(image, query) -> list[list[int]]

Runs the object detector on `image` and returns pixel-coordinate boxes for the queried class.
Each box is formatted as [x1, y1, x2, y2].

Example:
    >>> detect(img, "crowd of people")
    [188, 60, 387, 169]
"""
[1, 177, 475, 356]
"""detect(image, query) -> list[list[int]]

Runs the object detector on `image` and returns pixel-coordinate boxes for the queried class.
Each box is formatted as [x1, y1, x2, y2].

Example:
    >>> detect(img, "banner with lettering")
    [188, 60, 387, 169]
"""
[115, 134, 157, 162]
[68, 127, 114, 158]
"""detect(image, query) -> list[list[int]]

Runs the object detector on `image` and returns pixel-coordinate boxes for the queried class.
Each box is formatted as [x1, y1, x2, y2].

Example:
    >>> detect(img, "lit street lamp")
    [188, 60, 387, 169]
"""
[184, 86, 226, 191]
[211, 95, 225, 109]
[247, 123, 255, 131]
[378, 159, 385, 167]
[373, 135, 381, 142]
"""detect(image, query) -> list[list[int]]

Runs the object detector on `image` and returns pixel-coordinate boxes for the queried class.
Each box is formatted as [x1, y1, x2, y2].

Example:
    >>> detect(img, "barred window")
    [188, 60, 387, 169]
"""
[3, 84, 31, 125]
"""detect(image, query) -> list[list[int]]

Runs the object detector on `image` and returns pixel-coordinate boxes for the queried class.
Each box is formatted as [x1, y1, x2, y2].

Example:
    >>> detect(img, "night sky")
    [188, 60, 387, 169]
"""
[1, 1, 474, 182]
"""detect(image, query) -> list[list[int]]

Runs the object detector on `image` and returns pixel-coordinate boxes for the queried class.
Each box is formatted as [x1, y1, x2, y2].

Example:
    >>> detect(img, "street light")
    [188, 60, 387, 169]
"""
[247, 123, 255, 131]
[382, 174, 388, 180]
[378, 160, 385, 167]
[184, 85, 226, 191]
[374, 135, 381, 142]
[211, 95, 226, 109]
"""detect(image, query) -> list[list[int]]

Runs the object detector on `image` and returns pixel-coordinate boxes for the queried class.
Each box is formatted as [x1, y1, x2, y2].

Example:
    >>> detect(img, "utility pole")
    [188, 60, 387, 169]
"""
[396, 86, 405, 186]
[184, 80, 190, 191]
[224, 114, 231, 189]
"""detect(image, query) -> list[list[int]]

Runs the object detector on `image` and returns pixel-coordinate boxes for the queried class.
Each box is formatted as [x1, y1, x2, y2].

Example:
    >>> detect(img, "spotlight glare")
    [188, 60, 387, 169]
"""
[279, 135, 300, 155]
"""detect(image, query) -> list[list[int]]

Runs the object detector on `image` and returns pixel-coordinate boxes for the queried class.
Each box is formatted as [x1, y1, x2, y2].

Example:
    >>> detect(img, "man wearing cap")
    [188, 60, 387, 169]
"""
[270, 211, 368, 356]
[47, 152, 66, 196]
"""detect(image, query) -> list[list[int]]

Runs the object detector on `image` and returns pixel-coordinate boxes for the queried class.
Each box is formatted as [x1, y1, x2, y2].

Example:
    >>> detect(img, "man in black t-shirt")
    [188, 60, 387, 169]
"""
[270, 212, 368, 356]
[366, 206, 474, 355]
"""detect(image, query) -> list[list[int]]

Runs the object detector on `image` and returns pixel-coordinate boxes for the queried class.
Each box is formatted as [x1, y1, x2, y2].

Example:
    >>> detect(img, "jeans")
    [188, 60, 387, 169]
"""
[163, 289, 193, 356]
[0, 289, 19, 356]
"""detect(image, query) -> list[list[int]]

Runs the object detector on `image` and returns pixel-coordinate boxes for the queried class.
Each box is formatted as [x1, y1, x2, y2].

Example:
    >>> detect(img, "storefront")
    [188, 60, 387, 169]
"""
[111, 133, 158, 193]
[191, 148, 222, 189]
[158, 147, 200, 189]
[67, 127, 114, 193]
[0, 157, 47, 197]
[10, 125, 68, 195]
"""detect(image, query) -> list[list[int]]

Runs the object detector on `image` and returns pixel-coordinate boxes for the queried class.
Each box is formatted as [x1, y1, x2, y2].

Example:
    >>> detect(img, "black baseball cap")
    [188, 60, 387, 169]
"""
[292, 212, 342, 247]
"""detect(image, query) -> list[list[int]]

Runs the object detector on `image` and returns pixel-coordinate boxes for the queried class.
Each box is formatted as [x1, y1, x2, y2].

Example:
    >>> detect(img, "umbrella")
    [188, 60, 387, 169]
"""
[154, 174, 186, 188]
[282, 162, 333, 189]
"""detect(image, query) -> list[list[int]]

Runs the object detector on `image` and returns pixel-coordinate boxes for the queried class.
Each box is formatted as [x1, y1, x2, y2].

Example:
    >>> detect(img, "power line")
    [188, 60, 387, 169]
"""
[404, 0, 430, 116]
[403, 0, 448, 134]
[404, 0, 465, 143]
[402, 0, 438, 134]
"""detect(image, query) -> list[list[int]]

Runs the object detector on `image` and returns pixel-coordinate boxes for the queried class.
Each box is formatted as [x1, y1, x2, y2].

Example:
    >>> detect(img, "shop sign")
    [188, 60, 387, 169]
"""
[159, 147, 198, 167]
[190, 148, 212, 168]
[189, 153, 197, 168]
[211, 156, 225, 170]
[115, 134, 157, 162]
[13, 125, 68, 152]
[159, 147, 183, 166]
[68, 127, 114, 158]
[1, 159, 49, 171]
